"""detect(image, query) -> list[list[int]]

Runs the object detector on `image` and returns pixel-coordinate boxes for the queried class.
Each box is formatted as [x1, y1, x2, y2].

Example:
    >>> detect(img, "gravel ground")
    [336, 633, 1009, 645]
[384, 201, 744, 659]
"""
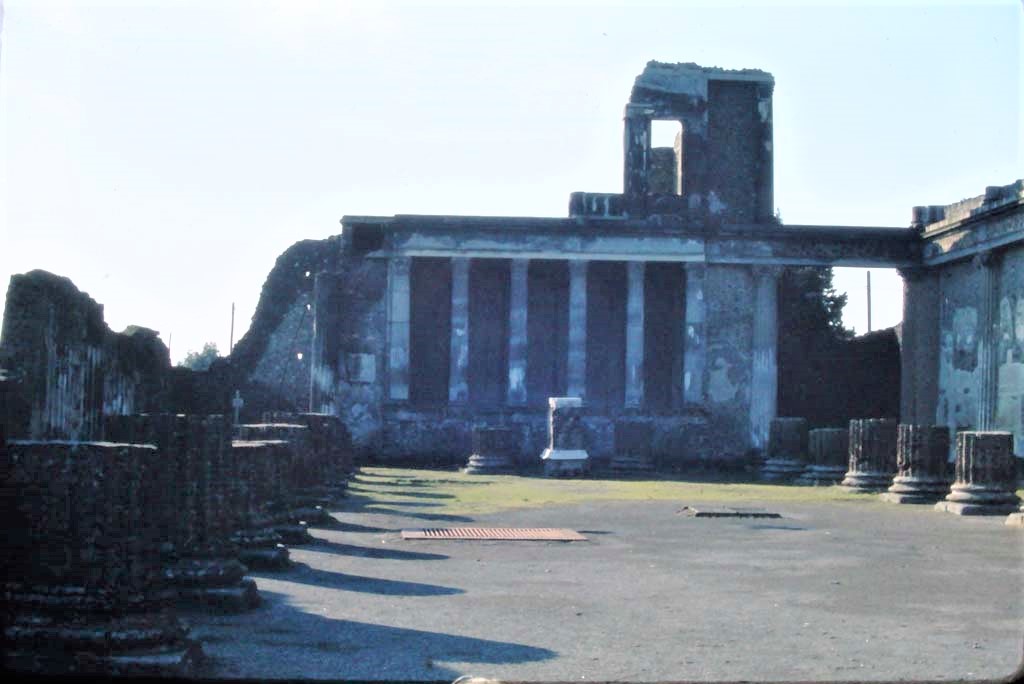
[186, 474, 1024, 681]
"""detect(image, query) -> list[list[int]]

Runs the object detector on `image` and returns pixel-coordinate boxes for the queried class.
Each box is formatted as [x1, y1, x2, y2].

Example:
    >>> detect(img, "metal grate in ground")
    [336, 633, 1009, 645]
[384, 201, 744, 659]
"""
[401, 527, 587, 541]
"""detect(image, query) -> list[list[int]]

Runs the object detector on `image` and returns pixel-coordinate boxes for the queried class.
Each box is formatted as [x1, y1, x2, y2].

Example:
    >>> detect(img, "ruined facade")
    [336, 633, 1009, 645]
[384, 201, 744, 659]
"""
[301, 62, 920, 466]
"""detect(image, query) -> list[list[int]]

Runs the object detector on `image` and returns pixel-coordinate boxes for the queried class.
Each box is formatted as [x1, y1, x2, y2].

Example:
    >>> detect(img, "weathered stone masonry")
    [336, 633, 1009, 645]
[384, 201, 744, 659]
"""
[307, 61, 920, 466]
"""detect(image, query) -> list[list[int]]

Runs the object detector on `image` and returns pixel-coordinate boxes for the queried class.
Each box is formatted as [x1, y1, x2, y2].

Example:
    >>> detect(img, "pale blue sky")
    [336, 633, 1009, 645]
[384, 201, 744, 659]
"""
[1, 0, 1021, 363]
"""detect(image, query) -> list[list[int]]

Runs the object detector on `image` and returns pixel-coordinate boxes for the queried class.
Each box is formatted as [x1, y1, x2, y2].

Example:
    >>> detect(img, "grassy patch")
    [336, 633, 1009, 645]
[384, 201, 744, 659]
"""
[349, 467, 886, 516]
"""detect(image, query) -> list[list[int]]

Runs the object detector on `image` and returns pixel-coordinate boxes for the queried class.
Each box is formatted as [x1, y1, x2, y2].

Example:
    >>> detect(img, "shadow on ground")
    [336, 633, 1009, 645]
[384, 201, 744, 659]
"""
[310, 538, 449, 561]
[194, 590, 556, 680]
[257, 562, 464, 596]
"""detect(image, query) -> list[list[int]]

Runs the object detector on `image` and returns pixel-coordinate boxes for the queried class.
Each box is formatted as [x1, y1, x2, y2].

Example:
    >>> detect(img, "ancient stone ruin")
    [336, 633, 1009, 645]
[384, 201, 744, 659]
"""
[1, 60, 1023, 675]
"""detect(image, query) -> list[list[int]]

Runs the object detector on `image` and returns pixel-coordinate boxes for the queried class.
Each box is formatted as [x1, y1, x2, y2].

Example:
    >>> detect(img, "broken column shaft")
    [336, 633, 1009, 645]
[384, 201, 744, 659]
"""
[464, 426, 518, 474]
[1, 441, 201, 676]
[841, 418, 898, 492]
[796, 428, 848, 485]
[104, 413, 260, 612]
[880, 424, 950, 504]
[935, 431, 1020, 515]
[761, 417, 808, 481]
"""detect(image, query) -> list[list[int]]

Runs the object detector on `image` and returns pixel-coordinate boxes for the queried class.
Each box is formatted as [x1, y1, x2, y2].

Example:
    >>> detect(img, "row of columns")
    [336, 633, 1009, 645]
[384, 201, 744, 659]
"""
[386, 256, 725, 411]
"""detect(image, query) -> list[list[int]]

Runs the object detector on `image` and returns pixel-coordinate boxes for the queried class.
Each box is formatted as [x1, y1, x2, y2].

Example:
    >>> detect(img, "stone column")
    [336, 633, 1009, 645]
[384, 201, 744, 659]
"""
[936, 431, 1020, 515]
[898, 268, 941, 424]
[449, 257, 470, 403]
[750, 267, 781, 450]
[625, 261, 645, 408]
[567, 260, 588, 398]
[975, 253, 1001, 430]
[880, 424, 951, 504]
[507, 258, 529, 406]
[796, 428, 849, 485]
[309, 271, 342, 414]
[760, 417, 808, 481]
[2, 440, 202, 675]
[386, 257, 411, 401]
[540, 397, 589, 476]
[841, 418, 899, 492]
[464, 427, 518, 474]
[682, 263, 706, 407]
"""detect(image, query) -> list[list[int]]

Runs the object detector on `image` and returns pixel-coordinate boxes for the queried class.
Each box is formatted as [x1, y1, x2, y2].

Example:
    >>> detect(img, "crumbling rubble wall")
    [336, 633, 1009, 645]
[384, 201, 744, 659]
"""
[0, 270, 172, 440]
[228, 237, 343, 418]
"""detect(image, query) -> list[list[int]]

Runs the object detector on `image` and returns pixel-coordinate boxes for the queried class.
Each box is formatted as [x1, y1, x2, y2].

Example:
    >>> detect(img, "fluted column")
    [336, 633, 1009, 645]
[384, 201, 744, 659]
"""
[750, 267, 782, 450]
[974, 253, 1001, 430]
[682, 263, 706, 407]
[936, 431, 1020, 515]
[760, 417, 808, 481]
[448, 257, 470, 403]
[880, 424, 951, 504]
[507, 258, 529, 406]
[624, 261, 645, 408]
[797, 428, 849, 485]
[386, 257, 411, 401]
[841, 418, 899, 492]
[567, 261, 588, 398]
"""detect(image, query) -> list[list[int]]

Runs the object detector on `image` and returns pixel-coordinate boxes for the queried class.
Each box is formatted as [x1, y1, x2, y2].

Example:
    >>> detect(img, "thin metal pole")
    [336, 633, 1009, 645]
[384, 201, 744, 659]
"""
[229, 302, 235, 353]
[866, 270, 872, 333]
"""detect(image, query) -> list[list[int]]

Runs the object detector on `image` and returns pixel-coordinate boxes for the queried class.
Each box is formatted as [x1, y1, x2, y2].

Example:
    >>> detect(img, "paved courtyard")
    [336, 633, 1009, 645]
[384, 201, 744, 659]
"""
[188, 468, 1024, 681]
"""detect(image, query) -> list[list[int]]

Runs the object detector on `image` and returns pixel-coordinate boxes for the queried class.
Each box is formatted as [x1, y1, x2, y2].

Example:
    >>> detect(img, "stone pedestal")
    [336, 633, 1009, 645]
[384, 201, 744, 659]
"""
[540, 397, 589, 476]
[880, 425, 951, 504]
[1, 441, 202, 676]
[841, 418, 898, 492]
[104, 414, 262, 611]
[464, 427, 518, 474]
[796, 428, 848, 485]
[760, 417, 808, 481]
[936, 431, 1021, 515]
[608, 419, 654, 474]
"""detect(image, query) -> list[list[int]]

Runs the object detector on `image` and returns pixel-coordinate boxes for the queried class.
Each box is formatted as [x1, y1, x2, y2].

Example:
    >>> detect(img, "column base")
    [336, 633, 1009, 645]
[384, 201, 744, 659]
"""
[4, 612, 201, 677]
[238, 544, 291, 571]
[290, 505, 334, 526]
[934, 500, 1021, 516]
[464, 453, 516, 474]
[840, 471, 895, 492]
[177, 578, 261, 613]
[606, 454, 655, 475]
[795, 465, 845, 485]
[935, 484, 1021, 515]
[541, 448, 589, 477]
[880, 477, 950, 504]
[760, 458, 805, 481]
[273, 521, 314, 545]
